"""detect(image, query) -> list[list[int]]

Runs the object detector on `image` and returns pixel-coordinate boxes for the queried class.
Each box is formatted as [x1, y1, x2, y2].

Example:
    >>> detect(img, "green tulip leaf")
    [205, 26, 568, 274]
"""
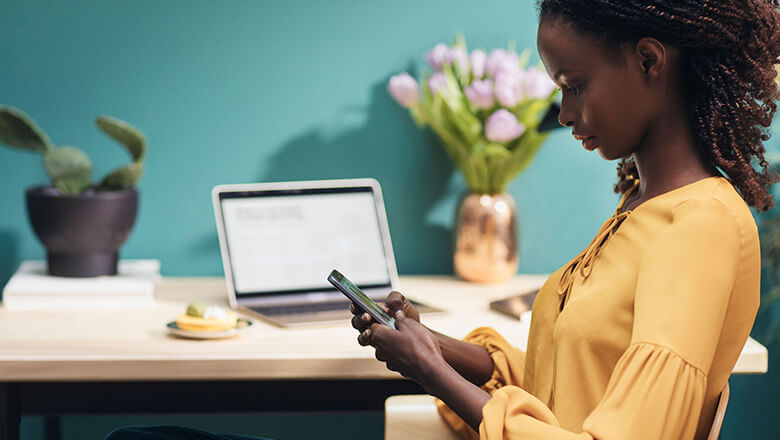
[484, 143, 511, 158]
[497, 130, 549, 189]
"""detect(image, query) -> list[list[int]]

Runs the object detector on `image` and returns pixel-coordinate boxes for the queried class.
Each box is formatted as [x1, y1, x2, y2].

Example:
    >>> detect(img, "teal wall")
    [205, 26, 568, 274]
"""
[0, 1, 776, 439]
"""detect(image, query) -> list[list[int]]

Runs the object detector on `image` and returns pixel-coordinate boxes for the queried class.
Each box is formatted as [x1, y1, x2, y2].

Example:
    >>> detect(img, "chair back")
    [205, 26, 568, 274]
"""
[706, 382, 730, 440]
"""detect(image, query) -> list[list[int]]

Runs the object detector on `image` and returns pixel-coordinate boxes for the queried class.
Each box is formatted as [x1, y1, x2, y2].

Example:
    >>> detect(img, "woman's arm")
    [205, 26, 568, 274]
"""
[351, 291, 495, 386]
[368, 312, 492, 432]
[425, 359, 493, 431]
[430, 328, 495, 386]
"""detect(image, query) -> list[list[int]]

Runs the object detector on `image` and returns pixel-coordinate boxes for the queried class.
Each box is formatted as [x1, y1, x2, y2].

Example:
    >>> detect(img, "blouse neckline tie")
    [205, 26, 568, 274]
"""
[557, 178, 640, 312]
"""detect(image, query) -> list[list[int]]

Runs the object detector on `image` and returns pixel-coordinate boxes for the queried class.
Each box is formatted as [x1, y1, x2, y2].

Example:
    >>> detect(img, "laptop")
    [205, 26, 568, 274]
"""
[212, 178, 440, 327]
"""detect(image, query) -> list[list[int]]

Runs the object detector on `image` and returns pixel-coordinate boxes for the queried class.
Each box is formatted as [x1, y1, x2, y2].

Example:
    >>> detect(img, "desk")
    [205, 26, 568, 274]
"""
[0, 275, 769, 440]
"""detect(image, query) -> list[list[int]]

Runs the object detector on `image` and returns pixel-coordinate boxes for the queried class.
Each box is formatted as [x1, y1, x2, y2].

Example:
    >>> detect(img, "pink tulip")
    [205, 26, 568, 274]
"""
[387, 73, 420, 108]
[485, 49, 507, 78]
[493, 70, 524, 108]
[465, 80, 494, 109]
[523, 67, 557, 100]
[428, 72, 448, 96]
[485, 109, 526, 142]
[426, 43, 450, 71]
[448, 47, 469, 77]
[470, 49, 487, 78]
[485, 49, 520, 78]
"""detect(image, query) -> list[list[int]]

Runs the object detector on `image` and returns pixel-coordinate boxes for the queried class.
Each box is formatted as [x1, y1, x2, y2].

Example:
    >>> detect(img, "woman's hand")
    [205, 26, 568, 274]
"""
[349, 290, 494, 388]
[365, 310, 447, 388]
[350, 291, 420, 345]
[385, 291, 420, 322]
[350, 302, 493, 431]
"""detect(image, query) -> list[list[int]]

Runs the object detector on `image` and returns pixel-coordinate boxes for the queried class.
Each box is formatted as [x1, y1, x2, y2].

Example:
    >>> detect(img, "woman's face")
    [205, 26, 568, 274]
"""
[537, 18, 655, 161]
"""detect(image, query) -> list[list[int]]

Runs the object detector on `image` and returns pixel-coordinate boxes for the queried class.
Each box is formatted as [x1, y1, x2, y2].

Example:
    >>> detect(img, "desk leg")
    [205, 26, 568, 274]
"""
[45, 417, 61, 440]
[0, 383, 20, 440]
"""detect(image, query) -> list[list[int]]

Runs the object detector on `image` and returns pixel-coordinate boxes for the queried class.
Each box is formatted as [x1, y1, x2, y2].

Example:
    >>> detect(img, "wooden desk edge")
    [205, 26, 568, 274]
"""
[0, 276, 769, 379]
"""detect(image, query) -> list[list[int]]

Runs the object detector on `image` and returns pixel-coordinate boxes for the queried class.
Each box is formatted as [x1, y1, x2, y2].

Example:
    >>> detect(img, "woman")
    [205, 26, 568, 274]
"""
[106, 1, 780, 439]
[351, 1, 780, 439]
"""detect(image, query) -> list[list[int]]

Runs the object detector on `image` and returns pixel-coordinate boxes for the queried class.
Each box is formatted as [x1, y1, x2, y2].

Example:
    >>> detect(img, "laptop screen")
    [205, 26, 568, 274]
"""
[219, 187, 392, 297]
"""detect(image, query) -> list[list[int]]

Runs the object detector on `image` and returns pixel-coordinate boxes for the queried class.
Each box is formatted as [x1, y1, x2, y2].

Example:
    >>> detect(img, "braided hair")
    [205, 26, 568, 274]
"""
[539, 0, 780, 212]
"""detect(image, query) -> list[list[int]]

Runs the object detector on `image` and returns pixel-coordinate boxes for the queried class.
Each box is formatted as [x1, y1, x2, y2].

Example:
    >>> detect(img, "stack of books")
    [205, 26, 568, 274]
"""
[1, 259, 160, 310]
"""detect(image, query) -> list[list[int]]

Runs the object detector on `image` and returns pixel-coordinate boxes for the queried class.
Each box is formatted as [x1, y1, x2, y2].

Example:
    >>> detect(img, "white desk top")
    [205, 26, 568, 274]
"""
[0, 275, 767, 381]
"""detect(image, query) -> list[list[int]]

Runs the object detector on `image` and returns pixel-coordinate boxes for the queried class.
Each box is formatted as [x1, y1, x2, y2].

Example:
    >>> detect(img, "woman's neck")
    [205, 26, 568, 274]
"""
[630, 111, 719, 204]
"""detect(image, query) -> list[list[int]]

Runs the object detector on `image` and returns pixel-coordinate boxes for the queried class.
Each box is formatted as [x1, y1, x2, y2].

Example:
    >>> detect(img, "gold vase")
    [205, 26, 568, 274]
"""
[453, 193, 519, 283]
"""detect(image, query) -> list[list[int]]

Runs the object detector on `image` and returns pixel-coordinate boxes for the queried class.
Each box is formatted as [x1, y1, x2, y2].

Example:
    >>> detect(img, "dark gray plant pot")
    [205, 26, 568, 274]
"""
[25, 186, 139, 277]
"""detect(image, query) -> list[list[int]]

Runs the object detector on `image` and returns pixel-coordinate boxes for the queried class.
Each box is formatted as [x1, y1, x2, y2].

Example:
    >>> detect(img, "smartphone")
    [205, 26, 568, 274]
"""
[327, 269, 396, 329]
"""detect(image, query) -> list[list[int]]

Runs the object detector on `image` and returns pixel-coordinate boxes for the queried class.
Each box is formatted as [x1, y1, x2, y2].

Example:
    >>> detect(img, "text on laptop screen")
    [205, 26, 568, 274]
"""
[220, 189, 391, 295]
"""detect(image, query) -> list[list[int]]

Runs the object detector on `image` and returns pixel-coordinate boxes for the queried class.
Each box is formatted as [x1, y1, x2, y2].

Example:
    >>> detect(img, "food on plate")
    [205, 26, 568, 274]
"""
[176, 302, 238, 332]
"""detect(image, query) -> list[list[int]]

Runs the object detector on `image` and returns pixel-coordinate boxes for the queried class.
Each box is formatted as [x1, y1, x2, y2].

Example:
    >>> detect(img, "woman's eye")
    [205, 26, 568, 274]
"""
[566, 85, 580, 96]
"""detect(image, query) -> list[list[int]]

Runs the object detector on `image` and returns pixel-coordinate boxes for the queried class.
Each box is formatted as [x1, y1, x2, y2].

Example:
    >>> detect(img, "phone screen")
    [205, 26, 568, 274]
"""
[328, 269, 395, 328]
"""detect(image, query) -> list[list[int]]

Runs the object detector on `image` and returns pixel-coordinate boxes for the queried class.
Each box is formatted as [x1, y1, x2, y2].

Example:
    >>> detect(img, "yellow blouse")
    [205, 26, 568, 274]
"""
[437, 176, 760, 440]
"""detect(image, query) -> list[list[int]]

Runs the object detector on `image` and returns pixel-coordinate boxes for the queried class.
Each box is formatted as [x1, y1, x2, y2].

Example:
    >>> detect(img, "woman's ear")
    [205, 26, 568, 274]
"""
[634, 37, 666, 82]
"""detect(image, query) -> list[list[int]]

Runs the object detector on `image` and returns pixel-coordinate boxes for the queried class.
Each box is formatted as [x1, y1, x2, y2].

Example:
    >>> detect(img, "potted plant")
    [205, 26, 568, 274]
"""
[387, 35, 561, 283]
[0, 106, 147, 277]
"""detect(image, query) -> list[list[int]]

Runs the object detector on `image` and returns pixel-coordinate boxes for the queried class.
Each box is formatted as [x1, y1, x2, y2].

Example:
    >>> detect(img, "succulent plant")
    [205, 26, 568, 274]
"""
[0, 106, 147, 195]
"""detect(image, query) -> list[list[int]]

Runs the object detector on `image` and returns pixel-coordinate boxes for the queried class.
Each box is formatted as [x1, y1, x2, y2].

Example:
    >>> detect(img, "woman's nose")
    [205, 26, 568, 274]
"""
[558, 96, 576, 128]
[558, 116, 574, 128]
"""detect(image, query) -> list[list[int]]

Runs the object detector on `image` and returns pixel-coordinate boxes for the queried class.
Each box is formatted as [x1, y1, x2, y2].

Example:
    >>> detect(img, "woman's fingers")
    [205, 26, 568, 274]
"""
[386, 291, 406, 312]
[357, 328, 372, 346]
[386, 291, 420, 322]
[349, 302, 364, 316]
[358, 322, 394, 350]
[351, 311, 372, 330]
[367, 322, 396, 348]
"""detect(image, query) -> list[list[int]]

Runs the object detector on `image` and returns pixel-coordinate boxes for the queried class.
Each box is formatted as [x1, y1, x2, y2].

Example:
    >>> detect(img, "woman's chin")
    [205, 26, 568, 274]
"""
[597, 148, 613, 160]
[598, 148, 623, 161]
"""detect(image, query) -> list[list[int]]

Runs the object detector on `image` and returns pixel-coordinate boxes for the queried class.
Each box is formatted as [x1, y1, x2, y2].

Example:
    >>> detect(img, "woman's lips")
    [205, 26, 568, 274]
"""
[582, 136, 597, 151]
[573, 134, 597, 151]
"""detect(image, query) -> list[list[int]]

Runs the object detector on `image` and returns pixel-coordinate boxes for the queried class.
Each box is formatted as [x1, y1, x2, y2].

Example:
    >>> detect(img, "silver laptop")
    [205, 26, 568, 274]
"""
[212, 178, 439, 327]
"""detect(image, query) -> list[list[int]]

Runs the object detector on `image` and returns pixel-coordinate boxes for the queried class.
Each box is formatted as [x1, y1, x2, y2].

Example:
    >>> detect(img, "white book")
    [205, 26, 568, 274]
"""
[1, 260, 160, 310]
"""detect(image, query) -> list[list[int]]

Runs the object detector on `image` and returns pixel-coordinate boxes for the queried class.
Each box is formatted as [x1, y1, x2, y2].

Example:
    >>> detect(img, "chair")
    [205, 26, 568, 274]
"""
[707, 381, 730, 440]
[384, 382, 730, 440]
[384, 394, 460, 440]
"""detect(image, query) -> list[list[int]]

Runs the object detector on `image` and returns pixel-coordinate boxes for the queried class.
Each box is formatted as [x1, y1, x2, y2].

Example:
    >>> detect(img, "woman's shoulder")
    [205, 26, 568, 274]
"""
[656, 177, 759, 260]
[669, 177, 756, 236]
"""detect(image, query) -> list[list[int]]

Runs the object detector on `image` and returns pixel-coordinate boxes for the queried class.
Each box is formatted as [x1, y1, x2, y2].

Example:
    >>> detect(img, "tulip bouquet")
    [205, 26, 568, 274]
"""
[388, 36, 559, 194]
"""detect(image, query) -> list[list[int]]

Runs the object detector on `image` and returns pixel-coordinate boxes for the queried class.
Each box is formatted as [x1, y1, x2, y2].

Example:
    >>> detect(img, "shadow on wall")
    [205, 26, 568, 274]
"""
[259, 79, 456, 274]
[0, 230, 19, 299]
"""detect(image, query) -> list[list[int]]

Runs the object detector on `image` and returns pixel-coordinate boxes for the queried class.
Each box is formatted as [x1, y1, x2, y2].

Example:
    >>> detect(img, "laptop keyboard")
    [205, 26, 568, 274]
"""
[249, 299, 431, 317]
[249, 301, 351, 317]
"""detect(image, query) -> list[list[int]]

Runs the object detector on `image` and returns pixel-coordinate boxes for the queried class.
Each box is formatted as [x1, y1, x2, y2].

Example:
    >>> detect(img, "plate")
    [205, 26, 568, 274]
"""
[166, 318, 253, 339]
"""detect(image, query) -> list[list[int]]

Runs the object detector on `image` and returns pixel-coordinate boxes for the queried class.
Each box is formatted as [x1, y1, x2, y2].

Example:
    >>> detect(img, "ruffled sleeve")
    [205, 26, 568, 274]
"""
[481, 344, 707, 439]
[470, 199, 741, 439]
[463, 326, 527, 391]
[435, 326, 527, 439]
